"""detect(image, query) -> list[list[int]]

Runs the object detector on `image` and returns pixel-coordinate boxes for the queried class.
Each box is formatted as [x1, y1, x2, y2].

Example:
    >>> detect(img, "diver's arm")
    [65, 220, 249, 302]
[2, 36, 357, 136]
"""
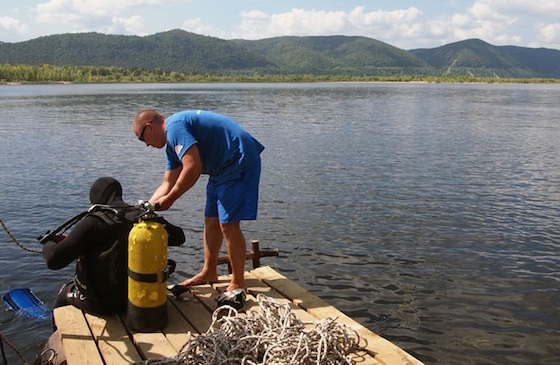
[42, 218, 94, 269]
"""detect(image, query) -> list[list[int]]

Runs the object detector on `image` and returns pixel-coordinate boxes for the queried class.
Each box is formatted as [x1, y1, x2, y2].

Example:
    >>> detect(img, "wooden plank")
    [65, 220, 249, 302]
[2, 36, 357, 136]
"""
[186, 282, 219, 312]
[163, 301, 196, 352]
[211, 277, 230, 293]
[53, 306, 104, 365]
[132, 331, 178, 359]
[127, 302, 179, 359]
[250, 265, 328, 310]
[245, 272, 321, 322]
[168, 291, 213, 334]
[251, 266, 424, 365]
[84, 312, 142, 364]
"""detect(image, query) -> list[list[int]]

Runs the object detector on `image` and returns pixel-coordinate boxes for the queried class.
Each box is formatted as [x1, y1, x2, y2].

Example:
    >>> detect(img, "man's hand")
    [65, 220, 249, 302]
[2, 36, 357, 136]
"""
[152, 198, 171, 211]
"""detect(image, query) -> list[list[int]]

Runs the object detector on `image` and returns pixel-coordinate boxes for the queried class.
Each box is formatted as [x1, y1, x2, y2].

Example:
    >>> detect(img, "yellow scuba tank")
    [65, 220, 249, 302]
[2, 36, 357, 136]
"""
[127, 216, 169, 332]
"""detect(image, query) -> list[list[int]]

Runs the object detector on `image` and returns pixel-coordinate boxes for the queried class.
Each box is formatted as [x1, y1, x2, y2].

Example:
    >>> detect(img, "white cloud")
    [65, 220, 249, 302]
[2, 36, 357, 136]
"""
[101, 15, 147, 36]
[447, 4, 519, 44]
[453, 1, 560, 47]
[347, 6, 425, 36]
[536, 22, 560, 49]
[456, 0, 560, 47]
[233, 8, 348, 39]
[30, 0, 165, 37]
[182, 17, 216, 36]
[35, 0, 162, 18]
[0, 16, 27, 32]
[0, 16, 28, 40]
[474, 0, 560, 17]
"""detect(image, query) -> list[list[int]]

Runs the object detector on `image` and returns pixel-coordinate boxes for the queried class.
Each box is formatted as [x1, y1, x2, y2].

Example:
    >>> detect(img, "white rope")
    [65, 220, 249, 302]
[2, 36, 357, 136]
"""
[140, 294, 367, 365]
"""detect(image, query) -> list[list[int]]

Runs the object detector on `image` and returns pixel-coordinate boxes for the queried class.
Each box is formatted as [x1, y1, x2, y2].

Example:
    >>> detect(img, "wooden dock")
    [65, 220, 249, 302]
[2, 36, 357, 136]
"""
[51, 266, 424, 365]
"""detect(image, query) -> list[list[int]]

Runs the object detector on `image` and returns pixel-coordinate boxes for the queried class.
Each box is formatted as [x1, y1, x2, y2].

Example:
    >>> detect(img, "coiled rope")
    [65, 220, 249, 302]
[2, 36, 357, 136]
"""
[140, 294, 367, 365]
[0, 218, 41, 254]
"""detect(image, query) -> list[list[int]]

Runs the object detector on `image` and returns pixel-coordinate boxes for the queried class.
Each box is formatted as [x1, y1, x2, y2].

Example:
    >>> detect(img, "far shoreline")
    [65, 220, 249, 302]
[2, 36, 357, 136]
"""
[3, 78, 560, 85]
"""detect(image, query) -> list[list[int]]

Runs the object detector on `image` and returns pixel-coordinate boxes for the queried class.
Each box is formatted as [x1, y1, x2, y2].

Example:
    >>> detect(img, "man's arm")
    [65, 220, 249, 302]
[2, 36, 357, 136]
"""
[153, 144, 203, 211]
[150, 167, 181, 203]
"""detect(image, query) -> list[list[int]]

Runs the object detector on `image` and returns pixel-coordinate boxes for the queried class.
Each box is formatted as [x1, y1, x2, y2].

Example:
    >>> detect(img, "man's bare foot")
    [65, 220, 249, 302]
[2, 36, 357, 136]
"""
[179, 273, 218, 287]
[226, 282, 247, 293]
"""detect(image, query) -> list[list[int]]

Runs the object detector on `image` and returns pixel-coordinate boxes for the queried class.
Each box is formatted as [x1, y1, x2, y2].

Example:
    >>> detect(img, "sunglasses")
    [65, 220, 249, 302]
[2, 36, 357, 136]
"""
[138, 123, 148, 142]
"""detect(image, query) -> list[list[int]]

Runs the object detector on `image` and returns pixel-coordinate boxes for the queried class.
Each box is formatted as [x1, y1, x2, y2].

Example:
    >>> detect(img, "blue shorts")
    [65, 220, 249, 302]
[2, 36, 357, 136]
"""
[205, 159, 261, 224]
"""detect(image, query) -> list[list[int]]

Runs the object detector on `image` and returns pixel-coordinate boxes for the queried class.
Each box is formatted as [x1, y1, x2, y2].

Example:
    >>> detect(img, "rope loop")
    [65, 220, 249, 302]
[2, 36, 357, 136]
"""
[138, 294, 367, 365]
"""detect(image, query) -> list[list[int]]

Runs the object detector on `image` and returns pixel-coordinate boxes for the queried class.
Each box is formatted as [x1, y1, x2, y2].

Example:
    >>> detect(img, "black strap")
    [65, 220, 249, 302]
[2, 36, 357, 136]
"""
[128, 268, 169, 283]
[37, 211, 89, 244]
[37, 204, 143, 244]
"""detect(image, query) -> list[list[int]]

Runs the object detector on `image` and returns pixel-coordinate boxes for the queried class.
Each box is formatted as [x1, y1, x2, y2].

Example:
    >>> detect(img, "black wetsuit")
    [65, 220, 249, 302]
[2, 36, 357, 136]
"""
[42, 177, 185, 315]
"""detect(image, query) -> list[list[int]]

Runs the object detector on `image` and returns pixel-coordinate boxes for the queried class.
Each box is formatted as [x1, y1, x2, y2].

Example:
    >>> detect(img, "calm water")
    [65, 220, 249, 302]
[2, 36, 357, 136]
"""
[0, 82, 559, 364]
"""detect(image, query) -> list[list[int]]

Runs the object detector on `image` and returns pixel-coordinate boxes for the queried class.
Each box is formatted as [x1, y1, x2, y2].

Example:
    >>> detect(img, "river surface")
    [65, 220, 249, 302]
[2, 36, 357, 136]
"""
[0, 82, 559, 364]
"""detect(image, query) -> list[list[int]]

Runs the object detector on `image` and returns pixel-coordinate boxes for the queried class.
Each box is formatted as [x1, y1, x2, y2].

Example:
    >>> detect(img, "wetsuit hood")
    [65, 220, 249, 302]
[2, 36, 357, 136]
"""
[89, 177, 127, 206]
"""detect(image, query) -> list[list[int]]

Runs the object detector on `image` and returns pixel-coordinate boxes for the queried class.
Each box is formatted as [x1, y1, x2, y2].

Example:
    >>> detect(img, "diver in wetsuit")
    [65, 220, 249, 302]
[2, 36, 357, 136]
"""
[41, 177, 185, 315]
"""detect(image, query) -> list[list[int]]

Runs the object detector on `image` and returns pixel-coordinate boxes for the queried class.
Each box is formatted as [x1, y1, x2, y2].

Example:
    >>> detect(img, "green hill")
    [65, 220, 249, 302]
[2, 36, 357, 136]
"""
[232, 35, 430, 75]
[409, 39, 560, 78]
[0, 30, 275, 73]
[1, 30, 559, 78]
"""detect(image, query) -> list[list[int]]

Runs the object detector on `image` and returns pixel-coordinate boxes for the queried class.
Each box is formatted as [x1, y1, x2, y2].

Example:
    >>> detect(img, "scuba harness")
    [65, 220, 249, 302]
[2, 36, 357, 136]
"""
[36, 202, 156, 245]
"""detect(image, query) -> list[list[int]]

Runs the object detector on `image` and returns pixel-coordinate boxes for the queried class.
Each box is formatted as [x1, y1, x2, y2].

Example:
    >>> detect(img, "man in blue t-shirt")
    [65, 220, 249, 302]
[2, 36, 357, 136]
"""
[133, 109, 264, 308]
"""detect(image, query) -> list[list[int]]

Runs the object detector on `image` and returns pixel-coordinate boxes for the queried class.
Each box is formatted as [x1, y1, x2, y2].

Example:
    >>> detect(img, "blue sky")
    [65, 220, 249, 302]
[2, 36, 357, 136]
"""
[1, 1, 560, 50]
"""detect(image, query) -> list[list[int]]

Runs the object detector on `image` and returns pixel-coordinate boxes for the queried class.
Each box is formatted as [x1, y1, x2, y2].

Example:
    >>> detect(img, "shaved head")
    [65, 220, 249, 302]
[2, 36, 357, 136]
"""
[134, 109, 161, 130]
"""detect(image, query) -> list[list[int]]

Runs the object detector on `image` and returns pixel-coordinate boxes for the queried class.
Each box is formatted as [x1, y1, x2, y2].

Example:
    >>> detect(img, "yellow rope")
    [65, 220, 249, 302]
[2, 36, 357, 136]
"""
[0, 218, 42, 254]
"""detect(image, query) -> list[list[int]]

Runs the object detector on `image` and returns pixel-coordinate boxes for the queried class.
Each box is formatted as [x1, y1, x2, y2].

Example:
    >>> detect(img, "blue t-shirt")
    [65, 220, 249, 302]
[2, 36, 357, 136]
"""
[165, 110, 265, 179]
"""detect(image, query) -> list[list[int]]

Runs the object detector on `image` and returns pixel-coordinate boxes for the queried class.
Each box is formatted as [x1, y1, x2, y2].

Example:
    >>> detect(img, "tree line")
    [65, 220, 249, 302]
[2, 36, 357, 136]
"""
[1, 63, 559, 84]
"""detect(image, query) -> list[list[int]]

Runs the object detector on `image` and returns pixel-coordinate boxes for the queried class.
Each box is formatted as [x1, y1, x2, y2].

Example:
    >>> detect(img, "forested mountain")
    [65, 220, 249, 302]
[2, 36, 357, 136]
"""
[231, 35, 430, 75]
[0, 30, 275, 74]
[1, 30, 559, 78]
[409, 39, 560, 78]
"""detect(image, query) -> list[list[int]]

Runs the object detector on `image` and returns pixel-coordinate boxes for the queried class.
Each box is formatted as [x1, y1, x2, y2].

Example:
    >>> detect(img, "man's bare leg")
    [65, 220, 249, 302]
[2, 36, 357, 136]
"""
[220, 221, 247, 292]
[179, 216, 222, 287]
